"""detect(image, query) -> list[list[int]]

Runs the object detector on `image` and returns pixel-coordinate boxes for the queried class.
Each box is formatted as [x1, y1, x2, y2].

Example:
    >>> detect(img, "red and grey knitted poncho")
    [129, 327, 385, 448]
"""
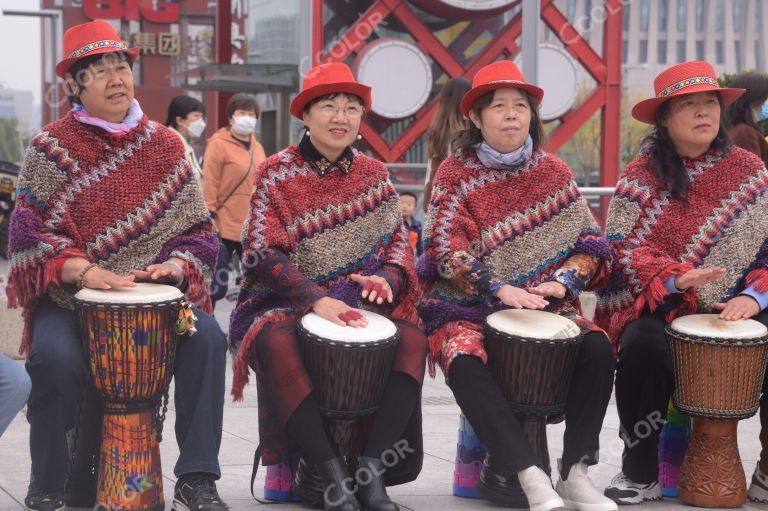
[595, 144, 768, 350]
[6, 112, 218, 355]
[418, 148, 610, 375]
[228, 143, 421, 399]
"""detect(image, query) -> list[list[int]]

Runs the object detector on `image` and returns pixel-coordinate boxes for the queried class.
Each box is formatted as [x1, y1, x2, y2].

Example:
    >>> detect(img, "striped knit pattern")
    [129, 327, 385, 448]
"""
[418, 148, 609, 371]
[6, 112, 218, 356]
[595, 145, 768, 350]
[229, 146, 420, 398]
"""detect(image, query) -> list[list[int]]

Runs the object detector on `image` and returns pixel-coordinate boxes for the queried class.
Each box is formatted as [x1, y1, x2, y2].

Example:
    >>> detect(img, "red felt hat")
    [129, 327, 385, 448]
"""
[631, 60, 745, 124]
[56, 20, 140, 79]
[290, 62, 372, 120]
[460, 60, 544, 117]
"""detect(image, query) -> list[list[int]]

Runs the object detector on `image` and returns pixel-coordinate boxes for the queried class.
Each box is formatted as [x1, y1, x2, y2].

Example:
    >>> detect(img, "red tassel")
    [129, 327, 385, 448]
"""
[746, 268, 768, 294]
[183, 259, 212, 314]
[231, 310, 296, 401]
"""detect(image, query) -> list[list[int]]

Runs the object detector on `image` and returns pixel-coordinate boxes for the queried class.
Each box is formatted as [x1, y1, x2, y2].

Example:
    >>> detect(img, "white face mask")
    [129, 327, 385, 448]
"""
[187, 118, 206, 138]
[231, 115, 257, 136]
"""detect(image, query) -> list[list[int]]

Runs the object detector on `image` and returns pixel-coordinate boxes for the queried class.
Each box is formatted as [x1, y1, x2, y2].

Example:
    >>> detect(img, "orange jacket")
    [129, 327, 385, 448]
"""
[203, 127, 266, 241]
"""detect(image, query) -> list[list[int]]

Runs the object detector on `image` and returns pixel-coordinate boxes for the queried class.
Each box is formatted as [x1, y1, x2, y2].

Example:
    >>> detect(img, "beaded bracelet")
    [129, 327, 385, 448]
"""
[78, 263, 99, 290]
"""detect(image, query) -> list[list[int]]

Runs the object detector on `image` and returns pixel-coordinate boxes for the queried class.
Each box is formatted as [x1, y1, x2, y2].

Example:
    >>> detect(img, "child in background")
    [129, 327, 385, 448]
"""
[400, 191, 423, 256]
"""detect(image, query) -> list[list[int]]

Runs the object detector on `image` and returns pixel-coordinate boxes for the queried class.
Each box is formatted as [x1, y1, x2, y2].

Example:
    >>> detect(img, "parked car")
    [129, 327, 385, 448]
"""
[0, 161, 20, 259]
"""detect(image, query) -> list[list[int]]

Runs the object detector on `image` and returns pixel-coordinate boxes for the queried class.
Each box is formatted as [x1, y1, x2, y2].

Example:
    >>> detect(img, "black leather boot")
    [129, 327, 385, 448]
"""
[293, 457, 360, 511]
[356, 457, 399, 511]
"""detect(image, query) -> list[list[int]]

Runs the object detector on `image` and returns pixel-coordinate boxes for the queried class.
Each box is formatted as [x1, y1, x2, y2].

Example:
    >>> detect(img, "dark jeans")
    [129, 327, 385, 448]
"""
[26, 298, 227, 493]
[616, 310, 768, 484]
[448, 331, 615, 477]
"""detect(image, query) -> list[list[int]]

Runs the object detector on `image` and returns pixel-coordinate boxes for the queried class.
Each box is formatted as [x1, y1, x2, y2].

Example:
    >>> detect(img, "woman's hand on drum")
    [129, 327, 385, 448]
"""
[131, 261, 183, 284]
[713, 295, 761, 321]
[350, 274, 393, 305]
[82, 267, 136, 290]
[312, 296, 369, 328]
[496, 284, 549, 309]
[527, 281, 567, 299]
[674, 267, 726, 290]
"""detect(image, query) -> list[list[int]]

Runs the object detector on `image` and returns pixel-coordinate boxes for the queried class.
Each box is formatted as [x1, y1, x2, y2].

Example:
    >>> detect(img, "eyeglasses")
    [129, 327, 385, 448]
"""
[313, 102, 365, 118]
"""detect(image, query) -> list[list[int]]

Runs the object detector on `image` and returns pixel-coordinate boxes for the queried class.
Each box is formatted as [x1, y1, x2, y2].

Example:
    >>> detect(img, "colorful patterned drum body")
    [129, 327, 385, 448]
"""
[74, 283, 183, 511]
[668, 314, 768, 508]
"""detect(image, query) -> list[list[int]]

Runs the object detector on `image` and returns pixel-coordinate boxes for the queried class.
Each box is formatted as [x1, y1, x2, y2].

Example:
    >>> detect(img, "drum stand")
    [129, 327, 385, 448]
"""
[677, 418, 747, 508]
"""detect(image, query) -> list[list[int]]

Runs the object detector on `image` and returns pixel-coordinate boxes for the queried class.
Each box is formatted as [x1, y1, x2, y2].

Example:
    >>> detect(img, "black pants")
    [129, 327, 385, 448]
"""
[616, 311, 768, 484]
[221, 238, 243, 261]
[448, 331, 615, 477]
[26, 298, 227, 493]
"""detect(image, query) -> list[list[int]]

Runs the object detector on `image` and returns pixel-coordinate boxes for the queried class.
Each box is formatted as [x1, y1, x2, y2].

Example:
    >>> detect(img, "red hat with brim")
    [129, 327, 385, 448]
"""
[290, 62, 372, 120]
[632, 60, 745, 124]
[460, 60, 544, 117]
[56, 20, 140, 79]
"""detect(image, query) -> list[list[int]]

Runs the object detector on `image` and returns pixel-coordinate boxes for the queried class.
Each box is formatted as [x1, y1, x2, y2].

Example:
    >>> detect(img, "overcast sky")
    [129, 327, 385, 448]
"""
[0, 0, 43, 105]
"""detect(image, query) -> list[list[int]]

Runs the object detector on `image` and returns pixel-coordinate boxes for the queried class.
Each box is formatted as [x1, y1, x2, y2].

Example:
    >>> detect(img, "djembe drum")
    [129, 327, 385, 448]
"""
[479, 309, 583, 506]
[668, 314, 768, 508]
[292, 310, 400, 502]
[74, 283, 194, 511]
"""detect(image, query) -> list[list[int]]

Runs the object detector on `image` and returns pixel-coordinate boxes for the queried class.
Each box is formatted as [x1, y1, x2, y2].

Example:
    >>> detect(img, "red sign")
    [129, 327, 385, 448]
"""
[83, 0, 180, 23]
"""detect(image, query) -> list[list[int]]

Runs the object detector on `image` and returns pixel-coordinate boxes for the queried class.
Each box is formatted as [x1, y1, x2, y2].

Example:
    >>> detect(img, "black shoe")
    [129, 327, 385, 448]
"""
[356, 457, 398, 511]
[476, 454, 529, 508]
[24, 481, 64, 511]
[173, 474, 229, 511]
[293, 457, 360, 511]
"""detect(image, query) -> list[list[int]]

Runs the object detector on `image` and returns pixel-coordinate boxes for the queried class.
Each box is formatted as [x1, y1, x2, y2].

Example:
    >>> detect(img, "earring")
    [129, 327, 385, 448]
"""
[306, 130, 311, 137]
[356, 134, 362, 140]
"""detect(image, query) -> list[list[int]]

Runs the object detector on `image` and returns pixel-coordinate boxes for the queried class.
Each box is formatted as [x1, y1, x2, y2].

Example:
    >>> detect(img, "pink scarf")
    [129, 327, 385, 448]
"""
[71, 99, 144, 134]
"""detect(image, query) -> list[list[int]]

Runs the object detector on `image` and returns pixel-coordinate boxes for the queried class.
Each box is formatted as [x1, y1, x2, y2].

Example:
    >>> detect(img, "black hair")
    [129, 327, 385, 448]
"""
[454, 88, 546, 154]
[226, 93, 260, 120]
[64, 51, 132, 107]
[400, 191, 418, 203]
[165, 95, 206, 128]
[644, 95, 732, 200]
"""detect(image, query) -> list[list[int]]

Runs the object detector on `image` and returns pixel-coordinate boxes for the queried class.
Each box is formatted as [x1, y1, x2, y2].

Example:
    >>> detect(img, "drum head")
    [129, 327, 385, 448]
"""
[486, 309, 580, 340]
[300, 310, 398, 344]
[670, 314, 768, 339]
[74, 282, 183, 304]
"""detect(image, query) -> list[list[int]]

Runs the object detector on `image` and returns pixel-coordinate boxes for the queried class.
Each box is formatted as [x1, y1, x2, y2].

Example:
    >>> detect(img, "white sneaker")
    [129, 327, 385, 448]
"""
[748, 464, 768, 503]
[556, 463, 618, 511]
[518, 465, 566, 511]
[603, 472, 662, 505]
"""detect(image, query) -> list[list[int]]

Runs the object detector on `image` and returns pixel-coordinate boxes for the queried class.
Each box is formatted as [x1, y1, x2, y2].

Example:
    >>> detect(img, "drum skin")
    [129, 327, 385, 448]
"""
[667, 314, 768, 508]
[74, 284, 182, 511]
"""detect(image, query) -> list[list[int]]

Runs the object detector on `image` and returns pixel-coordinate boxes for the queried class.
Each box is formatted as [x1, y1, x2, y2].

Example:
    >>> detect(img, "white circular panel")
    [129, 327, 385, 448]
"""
[515, 44, 580, 121]
[670, 314, 768, 339]
[354, 39, 433, 119]
[75, 282, 183, 304]
[434, 0, 519, 10]
[301, 310, 398, 344]
[486, 309, 580, 340]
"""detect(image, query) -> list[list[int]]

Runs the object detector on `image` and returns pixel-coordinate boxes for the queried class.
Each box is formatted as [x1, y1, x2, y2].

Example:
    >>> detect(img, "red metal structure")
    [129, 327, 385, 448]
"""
[310, 0, 623, 202]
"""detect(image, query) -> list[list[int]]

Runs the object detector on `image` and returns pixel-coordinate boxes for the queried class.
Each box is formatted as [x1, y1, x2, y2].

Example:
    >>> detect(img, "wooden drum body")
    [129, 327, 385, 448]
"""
[297, 310, 399, 459]
[668, 314, 768, 508]
[75, 283, 183, 511]
[484, 309, 583, 475]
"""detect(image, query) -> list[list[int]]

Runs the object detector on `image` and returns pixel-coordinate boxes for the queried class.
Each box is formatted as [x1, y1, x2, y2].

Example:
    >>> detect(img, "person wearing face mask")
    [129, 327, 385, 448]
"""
[726, 72, 768, 166]
[166, 95, 207, 183]
[203, 93, 266, 305]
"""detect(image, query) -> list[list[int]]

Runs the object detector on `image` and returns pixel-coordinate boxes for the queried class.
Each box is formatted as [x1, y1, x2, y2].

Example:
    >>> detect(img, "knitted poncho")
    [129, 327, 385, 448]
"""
[7, 112, 218, 355]
[418, 148, 610, 373]
[595, 145, 768, 350]
[228, 144, 420, 402]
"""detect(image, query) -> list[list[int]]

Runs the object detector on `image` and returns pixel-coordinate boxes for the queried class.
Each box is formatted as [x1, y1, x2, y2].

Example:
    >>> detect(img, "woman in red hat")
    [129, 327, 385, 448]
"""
[595, 60, 768, 505]
[6, 21, 229, 511]
[418, 60, 617, 511]
[228, 62, 427, 511]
